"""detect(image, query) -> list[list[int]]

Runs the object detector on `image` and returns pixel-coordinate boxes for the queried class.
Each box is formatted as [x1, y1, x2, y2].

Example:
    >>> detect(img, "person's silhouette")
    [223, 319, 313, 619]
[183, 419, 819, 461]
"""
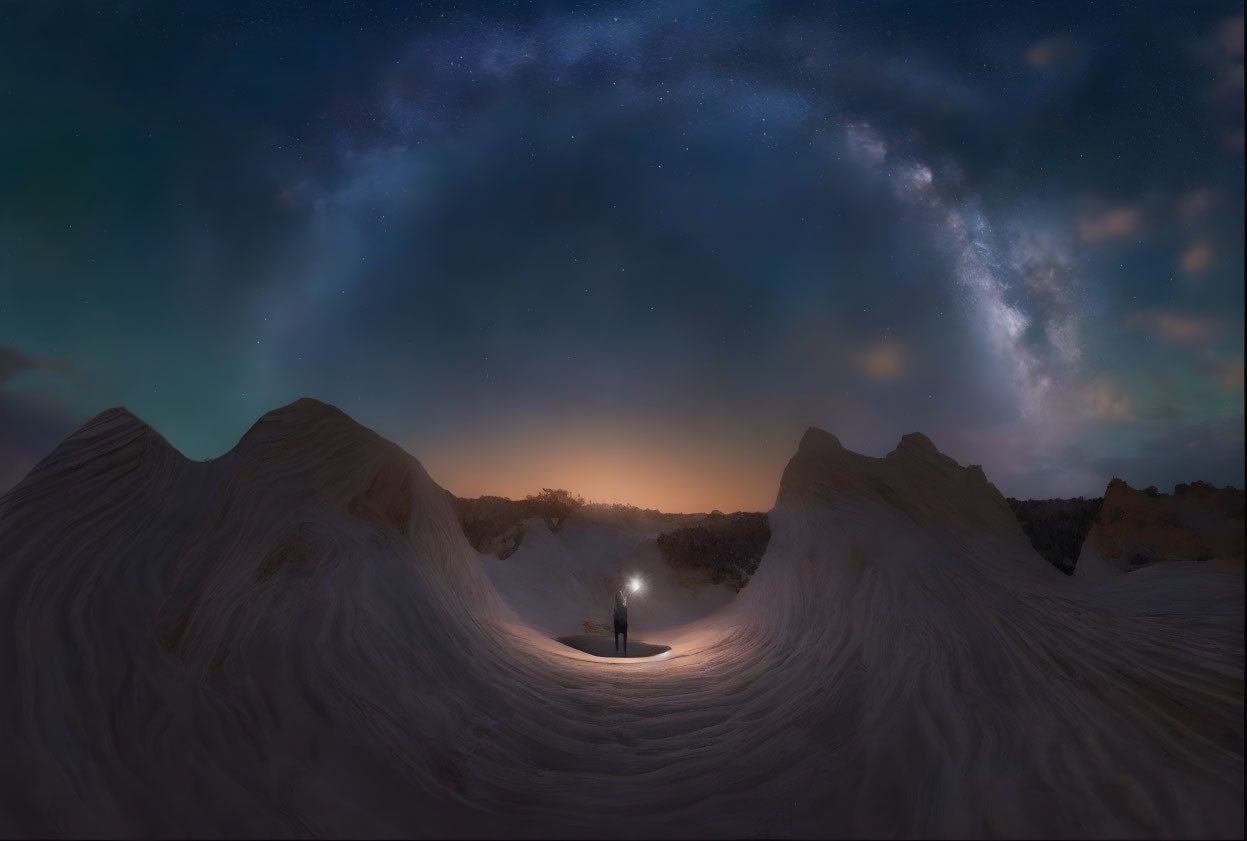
[613, 590, 629, 655]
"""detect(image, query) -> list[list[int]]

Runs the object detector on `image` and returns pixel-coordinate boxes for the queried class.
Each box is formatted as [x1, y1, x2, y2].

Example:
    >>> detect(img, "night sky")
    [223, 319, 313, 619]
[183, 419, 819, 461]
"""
[2, 1, 1243, 511]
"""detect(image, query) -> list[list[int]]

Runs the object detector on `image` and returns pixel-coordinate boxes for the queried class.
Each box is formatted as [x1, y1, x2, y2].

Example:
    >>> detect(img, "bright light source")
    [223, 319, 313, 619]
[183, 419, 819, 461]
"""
[629, 577, 642, 593]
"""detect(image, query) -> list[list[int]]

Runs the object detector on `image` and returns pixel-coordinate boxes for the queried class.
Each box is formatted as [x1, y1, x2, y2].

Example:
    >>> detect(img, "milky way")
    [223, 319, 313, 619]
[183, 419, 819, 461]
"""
[0, 1, 1242, 507]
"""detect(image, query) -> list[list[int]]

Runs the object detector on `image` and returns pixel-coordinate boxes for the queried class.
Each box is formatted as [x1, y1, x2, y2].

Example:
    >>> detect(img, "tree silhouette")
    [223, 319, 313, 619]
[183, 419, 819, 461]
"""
[524, 488, 585, 532]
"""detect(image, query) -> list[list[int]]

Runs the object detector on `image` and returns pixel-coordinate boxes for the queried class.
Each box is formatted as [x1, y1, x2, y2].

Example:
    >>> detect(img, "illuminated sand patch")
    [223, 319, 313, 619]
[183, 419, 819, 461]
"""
[554, 634, 672, 659]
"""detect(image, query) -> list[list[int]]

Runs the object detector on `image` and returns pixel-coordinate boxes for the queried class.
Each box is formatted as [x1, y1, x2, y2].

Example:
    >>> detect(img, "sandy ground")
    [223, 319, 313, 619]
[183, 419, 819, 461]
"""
[0, 402, 1241, 839]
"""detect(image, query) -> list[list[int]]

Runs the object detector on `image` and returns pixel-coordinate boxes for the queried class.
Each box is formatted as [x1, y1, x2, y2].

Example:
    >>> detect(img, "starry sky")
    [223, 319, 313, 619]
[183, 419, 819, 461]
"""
[1, 1, 1243, 511]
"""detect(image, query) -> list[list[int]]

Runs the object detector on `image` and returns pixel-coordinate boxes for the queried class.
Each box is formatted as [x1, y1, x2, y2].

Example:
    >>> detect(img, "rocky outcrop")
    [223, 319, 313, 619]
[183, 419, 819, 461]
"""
[732, 427, 1242, 837]
[1075, 478, 1245, 580]
[775, 426, 1028, 541]
[0, 409, 1240, 839]
[0, 398, 516, 838]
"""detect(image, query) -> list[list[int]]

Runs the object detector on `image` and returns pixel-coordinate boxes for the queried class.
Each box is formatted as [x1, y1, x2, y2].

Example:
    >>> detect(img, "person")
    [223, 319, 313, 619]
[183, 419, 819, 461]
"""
[613, 590, 629, 654]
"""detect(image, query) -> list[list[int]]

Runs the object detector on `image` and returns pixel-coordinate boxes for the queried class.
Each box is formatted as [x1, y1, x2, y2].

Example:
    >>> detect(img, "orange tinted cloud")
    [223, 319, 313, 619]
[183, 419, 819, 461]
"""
[1198, 354, 1245, 392]
[1125, 309, 1222, 345]
[1217, 14, 1244, 57]
[1219, 361, 1244, 392]
[1177, 188, 1214, 221]
[1077, 205, 1141, 243]
[1025, 38, 1078, 68]
[1181, 241, 1214, 273]
[1201, 15, 1245, 101]
[1086, 382, 1136, 423]
[859, 341, 905, 380]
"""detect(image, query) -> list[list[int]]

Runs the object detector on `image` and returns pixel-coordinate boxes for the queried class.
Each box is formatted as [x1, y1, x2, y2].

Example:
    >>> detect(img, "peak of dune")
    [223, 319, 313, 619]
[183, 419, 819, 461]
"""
[771, 424, 1032, 569]
[256, 396, 351, 424]
[792, 427, 956, 470]
[778, 427, 867, 503]
[10, 398, 455, 563]
[797, 426, 845, 455]
[4, 396, 504, 683]
[9, 398, 401, 503]
[214, 400, 454, 548]
[895, 431, 937, 454]
[236, 397, 364, 446]
[76, 405, 159, 438]
[886, 431, 963, 474]
[4, 404, 180, 495]
[90, 405, 139, 423]
[227, 397, 410, 472]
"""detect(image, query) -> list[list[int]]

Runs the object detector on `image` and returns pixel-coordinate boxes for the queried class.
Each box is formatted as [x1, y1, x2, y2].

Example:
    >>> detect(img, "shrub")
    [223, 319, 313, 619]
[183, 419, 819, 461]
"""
[656, 512, 771, 592]
[451, 489, 584, 556]
[523, 488, 585, 532]
[1006, 497, 1103, 575]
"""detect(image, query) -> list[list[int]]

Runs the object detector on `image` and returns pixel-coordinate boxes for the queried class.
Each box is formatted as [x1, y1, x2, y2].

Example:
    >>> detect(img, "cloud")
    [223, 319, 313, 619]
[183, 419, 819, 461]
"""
[1123, 309, 1222, 346]
[1180, 240, 1214, 273]
[0, 346, 74, 385]
[1198, 15, 1245, 102]
[1176, 188, 1215, 222]
[858, 341, 905, 380]
[1217, 14, 1245, 56]
[1076, 204, 1142, 243]
[1024, 37, 1079, 68]
[1085, 381, 1135, 423]
[1197, 353, 1245, 392]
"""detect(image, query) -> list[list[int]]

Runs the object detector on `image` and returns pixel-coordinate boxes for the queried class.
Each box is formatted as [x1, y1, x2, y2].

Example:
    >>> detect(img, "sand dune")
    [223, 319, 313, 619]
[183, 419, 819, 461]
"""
[0, 400, 1240, 838]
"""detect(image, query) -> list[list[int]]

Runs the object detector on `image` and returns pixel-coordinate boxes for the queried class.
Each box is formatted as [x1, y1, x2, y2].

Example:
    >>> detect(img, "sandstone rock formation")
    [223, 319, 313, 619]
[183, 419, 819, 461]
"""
[1075, 477, 1245, 580]
[0, 405, 1240, 838]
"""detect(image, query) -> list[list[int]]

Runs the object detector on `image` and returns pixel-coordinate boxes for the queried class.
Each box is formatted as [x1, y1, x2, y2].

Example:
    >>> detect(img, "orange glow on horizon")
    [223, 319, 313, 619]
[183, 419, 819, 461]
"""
[411, 418, 788, 514]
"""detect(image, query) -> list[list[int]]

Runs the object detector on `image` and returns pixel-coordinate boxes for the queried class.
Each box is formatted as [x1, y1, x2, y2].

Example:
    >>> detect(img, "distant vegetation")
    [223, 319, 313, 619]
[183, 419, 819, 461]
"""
[450, 488, 585, 558]
[1006, 497, 1103, 575]
[525, 488, 586, 531]
[582, 501, 708, 528]
[451, 491, 721, 559]
[452, 488, 773, 589]
[656, 512, 771, 592]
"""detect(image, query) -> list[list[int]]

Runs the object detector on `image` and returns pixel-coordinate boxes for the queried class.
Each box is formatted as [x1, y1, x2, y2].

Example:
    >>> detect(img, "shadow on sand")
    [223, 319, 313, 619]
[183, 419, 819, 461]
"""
[555, 634, 671, 659]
